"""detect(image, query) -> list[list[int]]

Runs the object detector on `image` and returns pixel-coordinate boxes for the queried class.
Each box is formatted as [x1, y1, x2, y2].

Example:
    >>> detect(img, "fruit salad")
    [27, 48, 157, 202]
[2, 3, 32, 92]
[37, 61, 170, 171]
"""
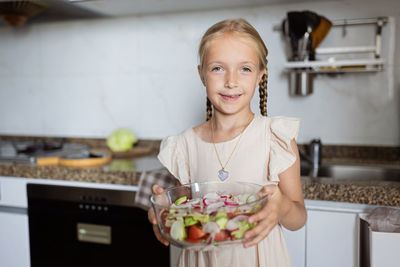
[159, 191, 263, 245]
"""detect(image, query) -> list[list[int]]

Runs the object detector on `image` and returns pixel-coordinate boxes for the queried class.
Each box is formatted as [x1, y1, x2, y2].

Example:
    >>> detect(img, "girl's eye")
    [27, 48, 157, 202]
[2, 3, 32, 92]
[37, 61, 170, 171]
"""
[242, 67, 252, 72]
[211, 66, 223, 72]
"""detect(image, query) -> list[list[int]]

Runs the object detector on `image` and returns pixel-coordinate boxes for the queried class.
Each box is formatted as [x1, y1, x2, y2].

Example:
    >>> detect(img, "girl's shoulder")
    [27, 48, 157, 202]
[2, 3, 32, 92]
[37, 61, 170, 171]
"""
[255, 114, 300, 140]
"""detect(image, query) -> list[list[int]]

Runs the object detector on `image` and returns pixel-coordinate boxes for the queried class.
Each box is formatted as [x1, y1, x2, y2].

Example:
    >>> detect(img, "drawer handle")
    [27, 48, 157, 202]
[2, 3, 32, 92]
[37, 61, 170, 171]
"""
[77, 223, 111, 245]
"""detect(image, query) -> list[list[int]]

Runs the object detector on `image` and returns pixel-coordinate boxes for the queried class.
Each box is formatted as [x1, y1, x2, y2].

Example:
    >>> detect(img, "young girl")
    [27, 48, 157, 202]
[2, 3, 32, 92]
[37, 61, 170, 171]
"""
[148, 18, 307, 267]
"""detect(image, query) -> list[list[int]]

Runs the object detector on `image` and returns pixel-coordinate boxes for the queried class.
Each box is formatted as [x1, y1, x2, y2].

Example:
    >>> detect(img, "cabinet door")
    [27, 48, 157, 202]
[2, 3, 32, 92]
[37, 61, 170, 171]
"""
[0, 210, 30, 267]
[283, 226, 306, 267]
[306, 210, 358, 267]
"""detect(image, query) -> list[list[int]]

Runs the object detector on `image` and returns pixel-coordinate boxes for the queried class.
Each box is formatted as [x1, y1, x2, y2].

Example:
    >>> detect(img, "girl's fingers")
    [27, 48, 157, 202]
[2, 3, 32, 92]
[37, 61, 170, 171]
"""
[148, 207, 157, 224]
[243, 223, 274, 248]
[248, 204, 270, 224]
[152, 184, 164, 195]
[258, 184, 278, 197]
[153, 224, 169, 246]
[245, 210, 277, 239]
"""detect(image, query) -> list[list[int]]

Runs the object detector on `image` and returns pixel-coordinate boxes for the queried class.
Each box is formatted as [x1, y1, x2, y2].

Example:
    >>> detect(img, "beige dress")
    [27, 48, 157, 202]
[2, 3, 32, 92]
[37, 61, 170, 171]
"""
[158, 114, 300, 267]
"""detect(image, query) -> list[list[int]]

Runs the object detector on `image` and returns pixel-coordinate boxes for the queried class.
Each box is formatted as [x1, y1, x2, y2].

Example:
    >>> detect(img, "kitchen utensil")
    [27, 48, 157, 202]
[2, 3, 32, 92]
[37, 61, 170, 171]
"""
[289, 71, 313, 96]
[283, 10, 331, 61]
[311, 15, 332, 51]
[150, 181, 269, 248]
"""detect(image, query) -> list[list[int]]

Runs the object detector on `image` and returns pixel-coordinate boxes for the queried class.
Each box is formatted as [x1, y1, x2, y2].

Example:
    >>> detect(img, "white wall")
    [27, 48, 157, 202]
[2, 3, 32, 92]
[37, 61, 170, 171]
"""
[0, 0, 399, 145]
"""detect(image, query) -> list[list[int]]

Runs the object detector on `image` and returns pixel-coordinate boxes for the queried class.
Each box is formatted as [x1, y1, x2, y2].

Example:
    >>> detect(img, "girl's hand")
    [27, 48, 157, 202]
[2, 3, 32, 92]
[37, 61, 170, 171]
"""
[242, 184, 284, 248]
[148, 184, 169, 246]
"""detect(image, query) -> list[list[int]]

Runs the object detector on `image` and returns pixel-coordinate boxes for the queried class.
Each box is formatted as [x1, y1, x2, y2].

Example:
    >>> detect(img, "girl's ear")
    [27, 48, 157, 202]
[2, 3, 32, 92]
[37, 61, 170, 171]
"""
[198, 65, 206, 86]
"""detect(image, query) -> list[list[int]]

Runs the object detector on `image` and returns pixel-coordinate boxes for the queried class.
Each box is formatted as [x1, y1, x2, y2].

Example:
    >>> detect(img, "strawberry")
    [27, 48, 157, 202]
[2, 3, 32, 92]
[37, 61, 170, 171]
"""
[214, 230, 229, 242]
[188, 225, 206, 240]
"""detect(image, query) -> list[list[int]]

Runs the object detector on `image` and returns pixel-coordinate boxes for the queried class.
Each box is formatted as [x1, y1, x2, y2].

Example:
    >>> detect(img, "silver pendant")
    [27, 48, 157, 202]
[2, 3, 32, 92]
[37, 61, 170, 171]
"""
[218, 169, 229, 181]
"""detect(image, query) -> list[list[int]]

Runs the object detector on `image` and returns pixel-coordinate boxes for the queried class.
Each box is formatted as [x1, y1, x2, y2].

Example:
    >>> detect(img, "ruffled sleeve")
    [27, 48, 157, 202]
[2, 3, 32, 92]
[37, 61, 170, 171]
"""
[157, 134, 190, 185]
[268, 116, 300, 182]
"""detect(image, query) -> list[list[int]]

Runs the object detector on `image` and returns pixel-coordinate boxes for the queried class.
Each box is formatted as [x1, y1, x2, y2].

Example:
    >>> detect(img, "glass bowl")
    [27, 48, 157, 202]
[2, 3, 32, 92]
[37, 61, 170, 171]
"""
[150, 181, 268, 248]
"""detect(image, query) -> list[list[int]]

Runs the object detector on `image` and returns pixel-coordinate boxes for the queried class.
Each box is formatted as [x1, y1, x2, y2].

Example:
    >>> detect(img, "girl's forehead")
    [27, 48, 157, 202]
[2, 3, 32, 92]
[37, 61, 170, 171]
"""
[205, 34, 260, 63]
[208, 33, 256, 50]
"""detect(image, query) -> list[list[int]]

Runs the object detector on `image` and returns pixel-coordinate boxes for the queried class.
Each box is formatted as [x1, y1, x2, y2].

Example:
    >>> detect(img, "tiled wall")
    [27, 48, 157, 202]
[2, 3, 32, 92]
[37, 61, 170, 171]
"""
[0, 0, 399, 145]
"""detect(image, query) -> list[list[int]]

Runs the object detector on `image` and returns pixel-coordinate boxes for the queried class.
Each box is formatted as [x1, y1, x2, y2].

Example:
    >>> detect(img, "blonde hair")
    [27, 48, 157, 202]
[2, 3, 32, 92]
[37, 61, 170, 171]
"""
[198, 18, 269, 120]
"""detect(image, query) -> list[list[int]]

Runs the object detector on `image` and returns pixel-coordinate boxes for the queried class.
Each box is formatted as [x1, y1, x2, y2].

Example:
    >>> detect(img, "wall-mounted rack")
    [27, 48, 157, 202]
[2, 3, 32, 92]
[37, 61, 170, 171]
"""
[284, 58, 385, 74]
[274, 16, 388, 95]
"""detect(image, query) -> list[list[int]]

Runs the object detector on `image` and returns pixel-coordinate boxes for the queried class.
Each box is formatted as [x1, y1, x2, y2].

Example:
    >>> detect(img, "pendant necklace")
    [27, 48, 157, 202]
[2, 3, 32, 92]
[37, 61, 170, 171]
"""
[211, 114, 254, 181]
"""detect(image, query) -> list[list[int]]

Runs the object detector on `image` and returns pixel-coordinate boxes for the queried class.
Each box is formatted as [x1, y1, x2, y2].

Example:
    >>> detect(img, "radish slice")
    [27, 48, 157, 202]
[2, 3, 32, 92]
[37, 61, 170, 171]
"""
[207, 201, 224, 209]
[226, 215, 249, 231]
[226, 220, 239, 231]
[224, 200, 239, 206]
[203, 222, 220, 234]
[232, 215, 249, 222]
[170, 220, 185, 240]
[204, 192, 220, 200]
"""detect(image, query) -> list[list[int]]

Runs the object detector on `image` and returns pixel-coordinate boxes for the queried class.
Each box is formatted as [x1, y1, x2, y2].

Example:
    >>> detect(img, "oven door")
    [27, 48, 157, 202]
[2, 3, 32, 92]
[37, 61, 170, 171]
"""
[27, 183, 169, 267]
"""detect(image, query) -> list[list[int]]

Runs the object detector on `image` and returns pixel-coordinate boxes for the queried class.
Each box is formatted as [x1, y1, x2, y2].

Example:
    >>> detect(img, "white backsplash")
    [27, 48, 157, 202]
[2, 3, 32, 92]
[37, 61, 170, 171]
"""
[0, 0, 399, 145]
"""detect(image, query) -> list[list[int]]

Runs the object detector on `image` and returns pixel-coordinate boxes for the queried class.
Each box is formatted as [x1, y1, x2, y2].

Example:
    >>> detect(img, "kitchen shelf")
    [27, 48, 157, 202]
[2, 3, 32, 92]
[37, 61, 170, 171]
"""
[284, 58, 385, 74]
[274, 15, 389, 95]
[275, 17, 388, 73]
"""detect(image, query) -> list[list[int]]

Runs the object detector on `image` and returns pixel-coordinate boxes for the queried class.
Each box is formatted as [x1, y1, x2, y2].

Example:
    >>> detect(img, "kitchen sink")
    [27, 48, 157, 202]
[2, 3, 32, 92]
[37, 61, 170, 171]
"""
[300, 163, 400, 182]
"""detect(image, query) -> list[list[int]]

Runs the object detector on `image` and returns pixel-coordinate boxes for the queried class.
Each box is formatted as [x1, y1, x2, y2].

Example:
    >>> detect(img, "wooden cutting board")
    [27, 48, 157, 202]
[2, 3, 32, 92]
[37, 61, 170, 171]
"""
[111, 146, 153, 158]
[36, 149, 112, 167]
[59, 150, 112, 167]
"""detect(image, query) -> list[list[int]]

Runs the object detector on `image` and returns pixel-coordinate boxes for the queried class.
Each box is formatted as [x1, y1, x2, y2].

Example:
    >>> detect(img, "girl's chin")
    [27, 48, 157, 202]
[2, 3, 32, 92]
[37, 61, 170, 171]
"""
[212, 104, 248, 116]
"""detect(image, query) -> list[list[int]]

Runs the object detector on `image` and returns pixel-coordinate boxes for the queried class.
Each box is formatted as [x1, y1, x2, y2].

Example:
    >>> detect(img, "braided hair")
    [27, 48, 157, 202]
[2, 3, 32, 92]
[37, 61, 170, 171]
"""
[199, 18, 269, 121]
[206, 97, 213, 121]
[258, 69, 268, 117]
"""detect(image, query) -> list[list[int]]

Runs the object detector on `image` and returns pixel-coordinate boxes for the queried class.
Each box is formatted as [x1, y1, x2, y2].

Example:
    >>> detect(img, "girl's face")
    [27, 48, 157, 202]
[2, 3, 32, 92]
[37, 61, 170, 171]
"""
[199, 33, 265, 117]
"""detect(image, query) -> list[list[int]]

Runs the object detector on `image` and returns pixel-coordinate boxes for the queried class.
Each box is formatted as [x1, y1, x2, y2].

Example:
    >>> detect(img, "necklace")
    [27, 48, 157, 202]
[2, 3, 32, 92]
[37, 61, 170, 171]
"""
[211, 114, 254, 181]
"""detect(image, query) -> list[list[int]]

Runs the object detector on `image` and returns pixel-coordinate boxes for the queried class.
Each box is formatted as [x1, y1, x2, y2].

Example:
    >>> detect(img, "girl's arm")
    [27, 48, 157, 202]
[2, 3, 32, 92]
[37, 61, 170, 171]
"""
[243, 139, 307, 247]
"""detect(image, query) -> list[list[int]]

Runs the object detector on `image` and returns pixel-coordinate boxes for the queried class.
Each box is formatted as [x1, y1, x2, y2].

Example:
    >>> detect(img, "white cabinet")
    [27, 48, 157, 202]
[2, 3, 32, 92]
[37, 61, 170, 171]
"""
[0, 177, 30, 267]
[283, 200, 377, 267]
[305, 209, 359, 267]
[0, 210, 30, 267]
[283, 226, 306, 267]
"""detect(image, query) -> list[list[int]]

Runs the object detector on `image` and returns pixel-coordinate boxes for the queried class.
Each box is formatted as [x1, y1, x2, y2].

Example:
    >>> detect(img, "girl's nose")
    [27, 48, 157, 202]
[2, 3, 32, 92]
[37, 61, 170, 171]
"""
[225, 72, 238, 89]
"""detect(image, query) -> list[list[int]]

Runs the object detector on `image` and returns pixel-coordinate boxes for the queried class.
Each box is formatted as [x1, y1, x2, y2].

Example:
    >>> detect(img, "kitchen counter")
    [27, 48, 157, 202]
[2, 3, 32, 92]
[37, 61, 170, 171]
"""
[0, 136, 399, 207]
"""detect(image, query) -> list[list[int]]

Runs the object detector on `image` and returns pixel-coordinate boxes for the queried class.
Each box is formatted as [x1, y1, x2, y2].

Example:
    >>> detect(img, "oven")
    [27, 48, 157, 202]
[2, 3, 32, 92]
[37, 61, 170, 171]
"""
[27, 183, 169, 267]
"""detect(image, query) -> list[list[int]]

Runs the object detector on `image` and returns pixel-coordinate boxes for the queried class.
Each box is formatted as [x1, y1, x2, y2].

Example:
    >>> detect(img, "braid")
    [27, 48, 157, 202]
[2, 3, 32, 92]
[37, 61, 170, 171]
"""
[258, 70, 268, 116]
[206, 97, 213, 121]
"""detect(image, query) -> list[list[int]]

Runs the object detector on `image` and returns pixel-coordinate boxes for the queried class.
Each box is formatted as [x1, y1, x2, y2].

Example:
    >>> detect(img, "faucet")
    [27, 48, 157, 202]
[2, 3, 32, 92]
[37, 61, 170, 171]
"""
[300, 139, 322, 178]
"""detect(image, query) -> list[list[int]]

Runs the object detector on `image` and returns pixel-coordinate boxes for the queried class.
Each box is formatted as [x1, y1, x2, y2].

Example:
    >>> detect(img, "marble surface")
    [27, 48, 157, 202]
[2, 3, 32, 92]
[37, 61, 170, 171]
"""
[0, 137, 399, 207]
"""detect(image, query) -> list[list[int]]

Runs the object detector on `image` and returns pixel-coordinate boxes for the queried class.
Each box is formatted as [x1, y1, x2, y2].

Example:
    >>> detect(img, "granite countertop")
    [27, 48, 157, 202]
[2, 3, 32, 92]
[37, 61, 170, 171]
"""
[0, 136, 399, 207]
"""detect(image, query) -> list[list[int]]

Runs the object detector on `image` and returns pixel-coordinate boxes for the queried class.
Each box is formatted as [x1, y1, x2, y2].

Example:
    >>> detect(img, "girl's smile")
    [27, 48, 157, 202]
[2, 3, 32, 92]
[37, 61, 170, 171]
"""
[220, 93, 242, 101]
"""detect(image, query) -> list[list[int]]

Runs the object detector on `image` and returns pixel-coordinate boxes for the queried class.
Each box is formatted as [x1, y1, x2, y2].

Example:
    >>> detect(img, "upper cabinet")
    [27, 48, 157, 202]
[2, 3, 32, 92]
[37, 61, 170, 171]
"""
[0, 0, 331, 26]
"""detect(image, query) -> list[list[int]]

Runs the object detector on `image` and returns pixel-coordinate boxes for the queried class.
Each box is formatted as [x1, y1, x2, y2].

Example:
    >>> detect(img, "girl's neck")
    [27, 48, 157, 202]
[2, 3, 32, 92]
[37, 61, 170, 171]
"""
[212, 109, 254, 133]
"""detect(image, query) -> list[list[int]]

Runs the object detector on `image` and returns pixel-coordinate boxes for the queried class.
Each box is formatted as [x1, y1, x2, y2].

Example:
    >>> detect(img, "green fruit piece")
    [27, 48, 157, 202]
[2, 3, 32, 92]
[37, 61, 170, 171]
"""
[174, 196, 187, 205]
[184, 216, 198, 227]
[231, 220, 253, 239]
[215, 211, 227, 219]
[192, 214, 210, 224]
[216, 216, 228, 230]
